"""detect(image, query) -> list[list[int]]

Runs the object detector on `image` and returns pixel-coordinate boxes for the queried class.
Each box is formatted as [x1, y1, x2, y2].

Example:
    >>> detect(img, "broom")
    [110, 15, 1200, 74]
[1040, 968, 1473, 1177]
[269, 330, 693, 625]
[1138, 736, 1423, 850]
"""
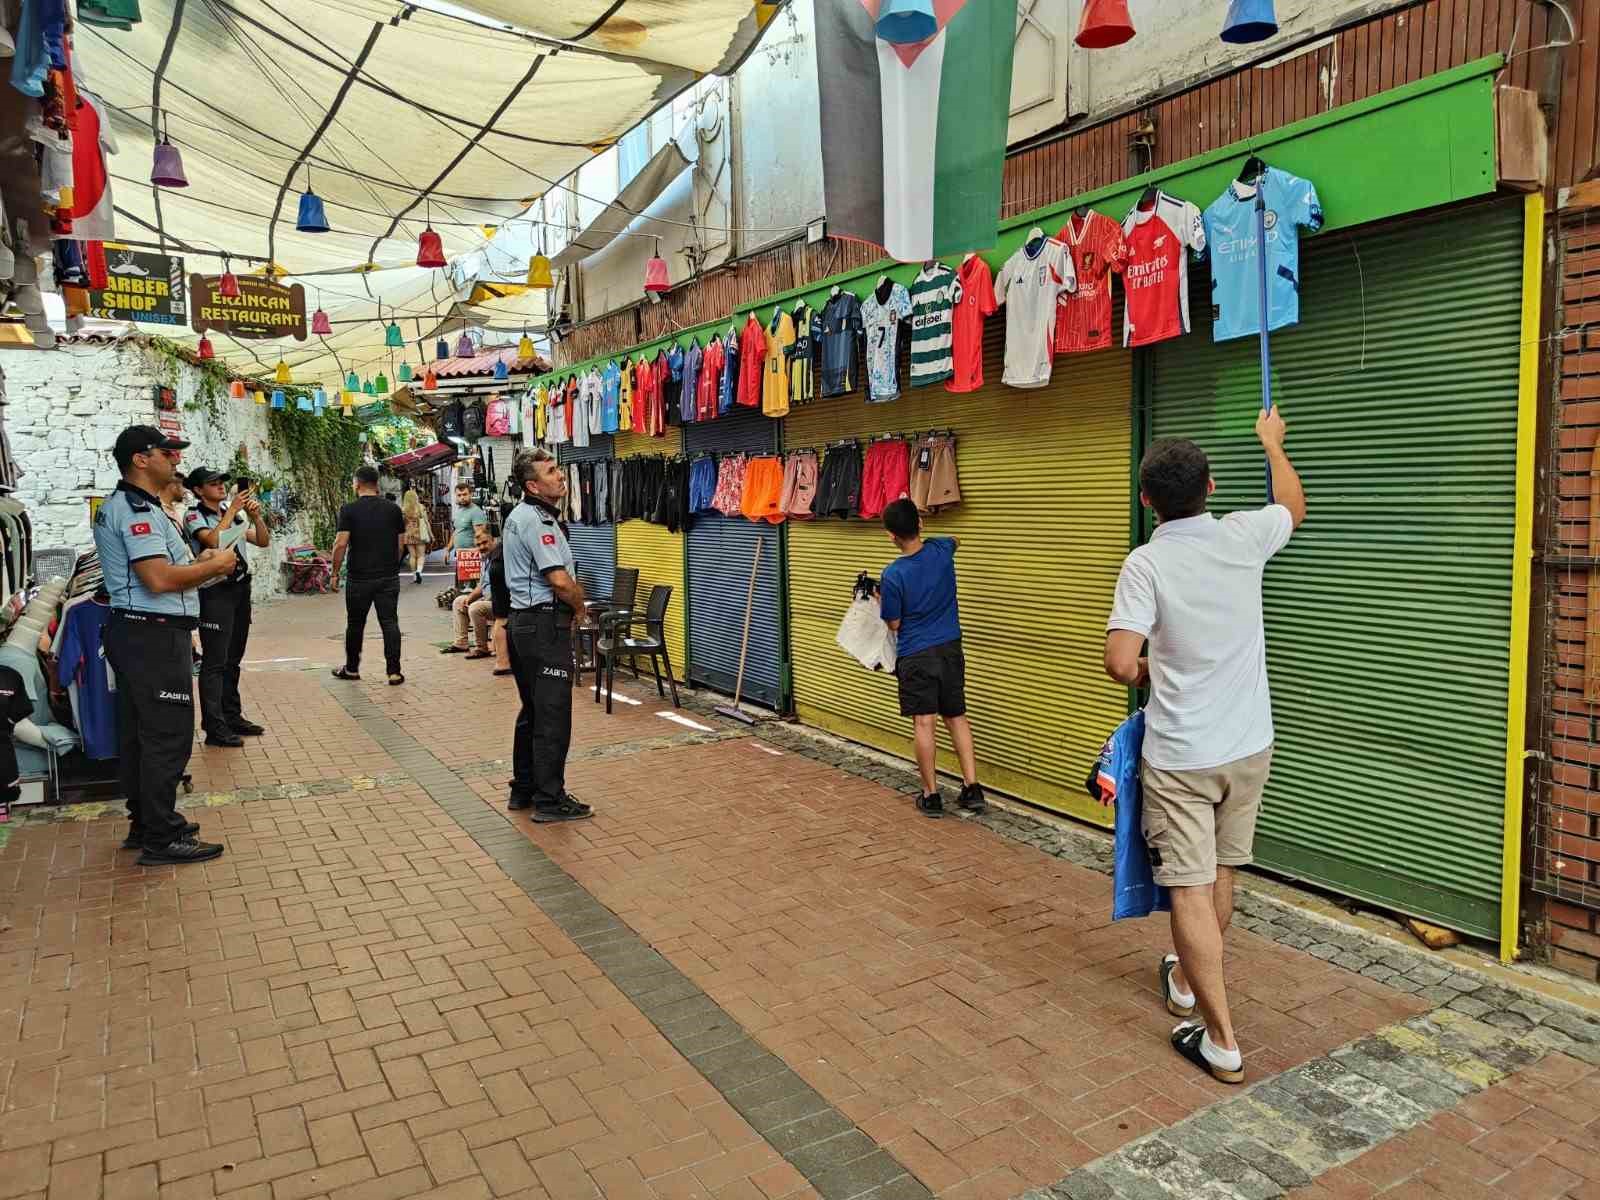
[715, 534, 763, 726]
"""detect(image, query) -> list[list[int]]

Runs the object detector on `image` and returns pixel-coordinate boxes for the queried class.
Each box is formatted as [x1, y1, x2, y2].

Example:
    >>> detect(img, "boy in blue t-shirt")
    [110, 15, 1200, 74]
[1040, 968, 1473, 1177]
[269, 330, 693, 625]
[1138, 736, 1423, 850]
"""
[878, 499, 985, 819]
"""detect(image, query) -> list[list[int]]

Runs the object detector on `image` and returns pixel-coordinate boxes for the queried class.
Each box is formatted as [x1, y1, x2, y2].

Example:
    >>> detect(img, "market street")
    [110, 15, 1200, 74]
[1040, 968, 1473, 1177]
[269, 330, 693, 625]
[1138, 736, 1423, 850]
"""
[0, 582, 1597, 1200]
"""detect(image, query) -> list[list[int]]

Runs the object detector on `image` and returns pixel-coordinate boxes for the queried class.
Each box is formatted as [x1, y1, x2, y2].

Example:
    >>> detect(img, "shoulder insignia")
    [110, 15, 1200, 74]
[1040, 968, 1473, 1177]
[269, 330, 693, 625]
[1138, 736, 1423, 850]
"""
[129, 522, 152, 536]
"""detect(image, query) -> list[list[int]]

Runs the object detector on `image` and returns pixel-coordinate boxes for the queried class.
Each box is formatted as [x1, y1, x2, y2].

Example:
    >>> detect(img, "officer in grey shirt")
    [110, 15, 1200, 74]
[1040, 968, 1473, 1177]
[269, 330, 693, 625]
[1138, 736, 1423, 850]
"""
[94, 426, 238, 865]
[502, 448, 591, 822]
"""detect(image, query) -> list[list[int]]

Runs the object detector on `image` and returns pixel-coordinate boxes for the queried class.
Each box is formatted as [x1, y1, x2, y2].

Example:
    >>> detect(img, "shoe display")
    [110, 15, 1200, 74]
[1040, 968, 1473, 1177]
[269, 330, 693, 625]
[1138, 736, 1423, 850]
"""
[137, 838, 225, 866]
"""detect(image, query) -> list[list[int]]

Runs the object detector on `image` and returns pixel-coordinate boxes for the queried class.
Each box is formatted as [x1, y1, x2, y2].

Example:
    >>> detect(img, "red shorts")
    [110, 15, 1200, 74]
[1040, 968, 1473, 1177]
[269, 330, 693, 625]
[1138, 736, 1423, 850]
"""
[859, 439, 911, 520]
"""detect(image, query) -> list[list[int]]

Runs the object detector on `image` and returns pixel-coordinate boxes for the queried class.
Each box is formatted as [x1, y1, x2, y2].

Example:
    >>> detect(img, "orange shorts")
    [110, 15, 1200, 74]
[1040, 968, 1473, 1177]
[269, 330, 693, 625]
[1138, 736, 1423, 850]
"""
[740, 456, 785, 524]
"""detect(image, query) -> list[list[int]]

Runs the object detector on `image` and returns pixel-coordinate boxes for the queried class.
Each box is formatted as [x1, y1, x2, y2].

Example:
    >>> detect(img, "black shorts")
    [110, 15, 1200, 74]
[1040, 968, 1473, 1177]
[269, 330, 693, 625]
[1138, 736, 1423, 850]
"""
[815, 444, 862, 519]
[896, 639, 966, 718]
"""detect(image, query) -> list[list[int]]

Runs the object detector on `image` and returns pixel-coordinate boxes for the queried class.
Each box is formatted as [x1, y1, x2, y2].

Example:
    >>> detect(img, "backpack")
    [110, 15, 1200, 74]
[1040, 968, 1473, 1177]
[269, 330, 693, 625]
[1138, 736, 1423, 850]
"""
[485, 397, 511, 437]
[438, 400, 465, 440]
[462, 402, 486, 441]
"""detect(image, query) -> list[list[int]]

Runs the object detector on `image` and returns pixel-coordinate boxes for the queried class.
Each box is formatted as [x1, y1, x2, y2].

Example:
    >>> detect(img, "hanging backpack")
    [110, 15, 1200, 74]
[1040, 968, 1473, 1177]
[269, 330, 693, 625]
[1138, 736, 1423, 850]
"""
[485, 396, 512, 437]
[462, 402, 486, 441]
[438, 400, 465, 440]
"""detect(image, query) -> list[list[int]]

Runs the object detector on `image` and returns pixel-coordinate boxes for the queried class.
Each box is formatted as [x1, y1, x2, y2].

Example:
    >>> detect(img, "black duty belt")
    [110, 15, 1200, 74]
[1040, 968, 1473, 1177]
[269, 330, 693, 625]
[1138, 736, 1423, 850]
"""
[512, 603, 574, 618]
[111, 610, 200, 631]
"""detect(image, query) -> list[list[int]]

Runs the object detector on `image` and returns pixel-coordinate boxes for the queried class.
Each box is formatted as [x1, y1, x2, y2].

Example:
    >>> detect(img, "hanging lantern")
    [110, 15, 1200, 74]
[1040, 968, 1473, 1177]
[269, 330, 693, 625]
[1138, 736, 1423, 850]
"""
[218, 264, 241, 299]
[345, 370, 359, 391]
[385, 321, 404, 348]
[311, 308, 332, 335]
[270, 389, 286, 409]
[375, 372, 389, 393]
[455, 332, 474, 357]
[1075, 0, 1135, 47]
[296, 392, 313, 411]
[342, 395, 354, 414]
[296, 186, 330, 233]
[196, 335, 214, 360]
[150, 112, 188, 188]
[313, 387, 327, 411]
[229, 380, 246, 400]
[423, 368, 437, 390]
[253, 389, 267, 406]
[398, 363, 413, 383]
[274, 359, 292, 385]
[875, 0, 936, 44]
[1220, 0, 1277, 43]
[644, 239, 670, 294]
[417, 202, 447, 268]
[435, 338, 450, 360]
[493, 358, 509, 381]
[518, 332, 535, 359]
[526, 253, 553, 288]
[362, 378, 376, 396]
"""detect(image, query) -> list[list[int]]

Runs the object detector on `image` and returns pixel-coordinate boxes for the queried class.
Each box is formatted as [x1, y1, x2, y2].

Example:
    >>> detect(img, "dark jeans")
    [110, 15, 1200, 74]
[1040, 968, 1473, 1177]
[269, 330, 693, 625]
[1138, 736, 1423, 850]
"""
[103, 616, 195, 848]
[345, 576, 402, 676]
[508, 609, 573, 805]
[198, 578, 252, 733]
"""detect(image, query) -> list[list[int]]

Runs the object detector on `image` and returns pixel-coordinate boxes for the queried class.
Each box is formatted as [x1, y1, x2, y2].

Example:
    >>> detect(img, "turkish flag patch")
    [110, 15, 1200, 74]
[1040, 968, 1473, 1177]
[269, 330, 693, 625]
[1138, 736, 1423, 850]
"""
[541, 534, 557, 546]
[129, 522, 152, 536]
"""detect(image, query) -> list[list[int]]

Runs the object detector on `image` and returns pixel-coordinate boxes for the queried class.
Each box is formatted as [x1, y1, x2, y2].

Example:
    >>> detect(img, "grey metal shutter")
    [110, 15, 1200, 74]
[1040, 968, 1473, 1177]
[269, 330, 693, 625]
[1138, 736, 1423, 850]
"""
[1147, 200, 1525, 939]
[684, 410, 787, 710]
[558, 437, 616, 601]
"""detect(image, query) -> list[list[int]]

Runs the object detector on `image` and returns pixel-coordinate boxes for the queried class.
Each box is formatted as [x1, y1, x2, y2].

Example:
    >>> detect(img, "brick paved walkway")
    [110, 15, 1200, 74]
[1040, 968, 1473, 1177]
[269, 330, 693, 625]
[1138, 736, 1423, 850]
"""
[1, 583, 1597, 1200]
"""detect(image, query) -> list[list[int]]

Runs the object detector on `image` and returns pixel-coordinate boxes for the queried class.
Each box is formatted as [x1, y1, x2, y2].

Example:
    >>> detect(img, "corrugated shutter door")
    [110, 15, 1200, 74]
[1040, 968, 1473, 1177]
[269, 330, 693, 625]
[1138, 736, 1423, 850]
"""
[1148, 199, 1525, 938]
[684, 410, 785, 709]
[558, 438, 616, 601]
[784, 326, 1132, 823]
[614, 431, 688, 679]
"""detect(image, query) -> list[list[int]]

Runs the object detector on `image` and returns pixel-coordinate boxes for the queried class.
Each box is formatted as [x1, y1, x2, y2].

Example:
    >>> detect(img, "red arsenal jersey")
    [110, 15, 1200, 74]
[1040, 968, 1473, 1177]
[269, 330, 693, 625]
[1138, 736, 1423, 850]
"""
[737, 314, 766, 408]
[1121, 192, 1206, 349]
[946, 255, 997, 394]
[1054, 211, 1128, 354]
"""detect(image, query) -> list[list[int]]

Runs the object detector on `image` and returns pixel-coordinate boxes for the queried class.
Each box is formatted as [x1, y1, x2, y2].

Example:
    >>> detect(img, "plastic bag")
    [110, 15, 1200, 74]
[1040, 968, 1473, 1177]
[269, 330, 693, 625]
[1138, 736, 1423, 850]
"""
[1087, 709, 1171, 921]
[835, 573, 896, 672]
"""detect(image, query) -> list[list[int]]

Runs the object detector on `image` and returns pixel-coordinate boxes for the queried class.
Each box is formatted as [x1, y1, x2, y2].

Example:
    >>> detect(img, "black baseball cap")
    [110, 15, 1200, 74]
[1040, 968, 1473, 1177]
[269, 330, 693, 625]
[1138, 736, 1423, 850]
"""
[185, 467, 230, 490]
[113, 424, 190, 471]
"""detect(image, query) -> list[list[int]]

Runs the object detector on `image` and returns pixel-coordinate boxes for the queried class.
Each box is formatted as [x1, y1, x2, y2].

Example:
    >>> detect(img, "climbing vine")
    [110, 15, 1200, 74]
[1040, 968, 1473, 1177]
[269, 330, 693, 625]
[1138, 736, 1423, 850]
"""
[265, 406, 365, 551]
[146, 336, 231, 423]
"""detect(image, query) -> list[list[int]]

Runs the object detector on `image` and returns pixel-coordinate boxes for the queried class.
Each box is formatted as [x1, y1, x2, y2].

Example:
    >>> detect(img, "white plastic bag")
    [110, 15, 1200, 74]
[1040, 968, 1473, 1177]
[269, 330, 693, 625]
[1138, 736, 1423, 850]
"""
[836, 595, 897, 673]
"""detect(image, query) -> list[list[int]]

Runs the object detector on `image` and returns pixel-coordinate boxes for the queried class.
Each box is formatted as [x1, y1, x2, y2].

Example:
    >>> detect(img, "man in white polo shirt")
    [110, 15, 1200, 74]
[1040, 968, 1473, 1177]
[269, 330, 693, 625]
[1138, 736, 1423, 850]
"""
[1103, 406, 1305, 1084]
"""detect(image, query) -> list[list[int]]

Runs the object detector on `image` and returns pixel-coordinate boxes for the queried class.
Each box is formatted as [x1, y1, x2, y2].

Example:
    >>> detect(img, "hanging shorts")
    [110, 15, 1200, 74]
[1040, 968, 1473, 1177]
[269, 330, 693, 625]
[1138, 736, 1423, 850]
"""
[815, 445, 862, 519]
[909, 435, 962, 513]
[780, 452, 819, 519]
[740, 457, 785, 524]
[859, 439, 912, 520]
[689, 457, 718, 514]
[712, 455, 747, 517]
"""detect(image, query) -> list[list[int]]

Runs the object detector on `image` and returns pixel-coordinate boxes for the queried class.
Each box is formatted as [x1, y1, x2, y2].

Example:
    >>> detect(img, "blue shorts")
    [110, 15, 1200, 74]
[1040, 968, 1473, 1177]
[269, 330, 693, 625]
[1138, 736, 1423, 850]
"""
[688, 457, 718, 514]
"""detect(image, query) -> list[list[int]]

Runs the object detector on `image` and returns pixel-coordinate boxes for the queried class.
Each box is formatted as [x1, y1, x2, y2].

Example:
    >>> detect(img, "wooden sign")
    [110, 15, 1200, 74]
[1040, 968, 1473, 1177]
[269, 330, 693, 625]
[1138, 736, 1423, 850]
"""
[90, 249, 187, 325]
[189, 274, 307, 340]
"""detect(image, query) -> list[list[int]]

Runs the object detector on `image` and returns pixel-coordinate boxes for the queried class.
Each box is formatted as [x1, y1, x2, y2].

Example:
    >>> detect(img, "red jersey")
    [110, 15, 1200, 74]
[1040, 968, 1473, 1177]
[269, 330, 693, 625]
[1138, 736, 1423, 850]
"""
[629, 360, 646, 435]
[1054, 211, 1128, 354]
[737, 314, 766, 408]
[636, 356, 658, 437]
[1121, 192, 1206, 348]
[946, 255, 996, 394]
[698, 338, 723, 422]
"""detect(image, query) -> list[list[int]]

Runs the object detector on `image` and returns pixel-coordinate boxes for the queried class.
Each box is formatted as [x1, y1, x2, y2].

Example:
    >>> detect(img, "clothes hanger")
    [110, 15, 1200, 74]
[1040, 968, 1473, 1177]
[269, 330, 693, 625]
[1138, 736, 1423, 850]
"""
[962, 252, 977, 264]
[1238, 153, 1267, 184]
[1025, 226, 1046, 254]
[1138, 185, 1159, 209]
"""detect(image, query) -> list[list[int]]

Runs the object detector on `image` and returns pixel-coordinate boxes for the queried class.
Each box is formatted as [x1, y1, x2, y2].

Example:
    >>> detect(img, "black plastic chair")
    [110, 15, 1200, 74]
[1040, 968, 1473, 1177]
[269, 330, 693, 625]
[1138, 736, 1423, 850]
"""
[575, 567, 638, 689]
[594, 584, 679, 712]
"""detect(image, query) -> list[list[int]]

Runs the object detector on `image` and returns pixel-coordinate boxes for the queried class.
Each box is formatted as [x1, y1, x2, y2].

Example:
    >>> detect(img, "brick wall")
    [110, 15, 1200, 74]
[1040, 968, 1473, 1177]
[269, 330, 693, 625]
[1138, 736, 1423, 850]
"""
[1542, 193, 1600, 982]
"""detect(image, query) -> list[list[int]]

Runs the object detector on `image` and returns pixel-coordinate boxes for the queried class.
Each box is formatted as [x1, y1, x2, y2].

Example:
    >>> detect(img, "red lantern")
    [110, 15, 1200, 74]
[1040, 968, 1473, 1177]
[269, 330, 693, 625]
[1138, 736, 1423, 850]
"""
[423, 368, 437, 390]
[644, 254, 670, 293]
[219, 270, 240, 298]
[417, 227, 446, 269]
[197, 335, 214, 360]
[1076, 0, 1135, 47]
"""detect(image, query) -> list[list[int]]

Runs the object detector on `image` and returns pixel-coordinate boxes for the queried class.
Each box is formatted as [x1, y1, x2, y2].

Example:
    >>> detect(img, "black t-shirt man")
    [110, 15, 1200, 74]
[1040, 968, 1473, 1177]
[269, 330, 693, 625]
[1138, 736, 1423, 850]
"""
[336, 495, 407, 581]
[485, 542, 510, 619]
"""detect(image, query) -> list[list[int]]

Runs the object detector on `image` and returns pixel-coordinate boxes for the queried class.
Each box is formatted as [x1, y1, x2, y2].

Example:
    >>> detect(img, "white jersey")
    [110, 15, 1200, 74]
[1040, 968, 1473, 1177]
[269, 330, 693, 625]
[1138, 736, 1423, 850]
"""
[994, 237, 1076, 389]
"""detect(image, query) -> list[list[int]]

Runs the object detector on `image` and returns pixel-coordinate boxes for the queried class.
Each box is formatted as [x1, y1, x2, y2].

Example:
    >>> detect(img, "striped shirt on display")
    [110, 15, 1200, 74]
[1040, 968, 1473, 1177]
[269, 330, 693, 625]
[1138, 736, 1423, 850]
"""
[909, 264, 962, 386]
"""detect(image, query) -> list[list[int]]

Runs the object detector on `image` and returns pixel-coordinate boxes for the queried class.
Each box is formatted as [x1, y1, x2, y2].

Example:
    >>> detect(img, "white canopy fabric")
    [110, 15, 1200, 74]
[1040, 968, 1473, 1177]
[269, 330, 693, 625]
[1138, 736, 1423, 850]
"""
[71, 0, 783, 384]
[550, 138, 690, 269]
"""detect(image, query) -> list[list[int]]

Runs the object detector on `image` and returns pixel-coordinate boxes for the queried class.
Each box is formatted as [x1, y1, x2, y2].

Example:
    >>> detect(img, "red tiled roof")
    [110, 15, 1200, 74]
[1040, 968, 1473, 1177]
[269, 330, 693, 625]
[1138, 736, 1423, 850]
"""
[423, 345, 549, 380]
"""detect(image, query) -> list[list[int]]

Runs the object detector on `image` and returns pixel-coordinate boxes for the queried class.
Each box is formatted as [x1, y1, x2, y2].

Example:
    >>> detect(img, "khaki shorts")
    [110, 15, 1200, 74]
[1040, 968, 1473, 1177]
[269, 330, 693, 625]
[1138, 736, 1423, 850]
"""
[1140, 746, 1273, 887]
[908, 436, 961, 513]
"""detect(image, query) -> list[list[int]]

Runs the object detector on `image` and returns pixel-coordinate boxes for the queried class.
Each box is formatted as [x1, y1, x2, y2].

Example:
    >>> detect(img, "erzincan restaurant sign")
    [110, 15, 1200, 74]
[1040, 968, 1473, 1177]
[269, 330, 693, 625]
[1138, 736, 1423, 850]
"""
[190, 274, 307, 340]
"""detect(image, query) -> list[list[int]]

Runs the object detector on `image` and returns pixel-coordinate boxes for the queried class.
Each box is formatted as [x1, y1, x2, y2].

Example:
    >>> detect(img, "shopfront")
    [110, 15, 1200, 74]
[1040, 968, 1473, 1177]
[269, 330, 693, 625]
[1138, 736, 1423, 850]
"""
[612, 431, 688, 678]
[556, 437, 616, 602]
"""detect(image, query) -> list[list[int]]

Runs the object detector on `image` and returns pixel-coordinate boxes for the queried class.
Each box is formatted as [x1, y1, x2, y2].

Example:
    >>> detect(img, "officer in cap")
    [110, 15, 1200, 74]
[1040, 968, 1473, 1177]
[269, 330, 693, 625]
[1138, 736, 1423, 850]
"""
[95, 425, 239, 865]
[184, 468, 271, 747]
[503, 448, 592, 822]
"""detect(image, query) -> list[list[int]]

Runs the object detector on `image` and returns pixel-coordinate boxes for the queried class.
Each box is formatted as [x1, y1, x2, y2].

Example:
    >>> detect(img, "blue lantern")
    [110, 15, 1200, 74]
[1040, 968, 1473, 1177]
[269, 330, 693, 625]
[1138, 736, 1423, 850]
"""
[493, 358, 509, 381]
[345, 370, 359, 391]
[296, 391, 313, 411]
[296, 189, 330, 233]
[436, 338, 450, 360]
[399, 363, 413, 383]
[876, 0, 936, 44]
[270, 388, 286, 409]
[362, 378, 376, 396]
[1220, 0, 1277, 43]
[385, 321, 404, 348]
[313, 387, 327, 411]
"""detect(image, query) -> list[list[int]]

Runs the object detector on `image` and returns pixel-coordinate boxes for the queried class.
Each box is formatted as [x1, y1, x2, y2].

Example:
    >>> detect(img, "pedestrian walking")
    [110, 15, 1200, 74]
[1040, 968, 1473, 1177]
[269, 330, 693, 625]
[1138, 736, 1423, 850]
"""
[329, 465, 406, 686]
[442, 524, 496, 658]
[1103, 406, 1306, 1084]
[450, 481, 486, 566]
[878, 499, 985, 819]
[95, 425, 238, 865]
[502, 449, 591, 822]
[401, 487, 432, 584]
[184, 468, 270, 746]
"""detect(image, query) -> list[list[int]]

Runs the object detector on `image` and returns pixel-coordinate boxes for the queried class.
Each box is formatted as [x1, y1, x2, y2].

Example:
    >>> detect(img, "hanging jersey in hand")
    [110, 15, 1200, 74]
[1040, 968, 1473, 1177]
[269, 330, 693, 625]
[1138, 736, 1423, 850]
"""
[1121, 192, 1206, 348]
[1088, 709, 1170, 921]
[1204, 167, 1323, 342]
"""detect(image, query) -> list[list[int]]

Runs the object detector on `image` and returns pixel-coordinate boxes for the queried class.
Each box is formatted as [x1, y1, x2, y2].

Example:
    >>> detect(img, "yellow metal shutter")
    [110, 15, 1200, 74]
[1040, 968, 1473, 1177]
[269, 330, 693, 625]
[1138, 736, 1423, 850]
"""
[614, 431, 688, 679]
[784, 328, 1131, 823]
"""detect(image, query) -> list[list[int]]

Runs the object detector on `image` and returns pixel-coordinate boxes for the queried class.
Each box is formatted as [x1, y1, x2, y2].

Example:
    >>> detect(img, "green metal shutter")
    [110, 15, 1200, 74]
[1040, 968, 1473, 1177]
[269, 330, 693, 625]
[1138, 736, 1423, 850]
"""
[1147, 199, 1525, 939]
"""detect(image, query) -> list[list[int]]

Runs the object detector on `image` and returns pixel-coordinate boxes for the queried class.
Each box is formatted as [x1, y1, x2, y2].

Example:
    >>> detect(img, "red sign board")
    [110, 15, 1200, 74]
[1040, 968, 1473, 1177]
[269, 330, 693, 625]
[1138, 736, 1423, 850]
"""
[454, 548, 482, 584]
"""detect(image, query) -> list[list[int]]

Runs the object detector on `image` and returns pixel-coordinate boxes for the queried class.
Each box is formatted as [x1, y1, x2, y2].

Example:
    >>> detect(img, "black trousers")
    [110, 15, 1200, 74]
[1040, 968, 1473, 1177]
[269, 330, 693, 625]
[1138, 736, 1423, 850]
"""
[103, 615, 195, 848]
[344, 576, 402, 675]
[508, 609, 573, 805]
[198, 578, 252, 733]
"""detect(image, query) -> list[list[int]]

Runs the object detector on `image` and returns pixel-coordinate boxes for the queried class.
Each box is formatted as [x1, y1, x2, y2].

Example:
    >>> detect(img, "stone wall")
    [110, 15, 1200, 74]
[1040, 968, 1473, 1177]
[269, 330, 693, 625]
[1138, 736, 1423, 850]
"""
[0, 339, 314, 602]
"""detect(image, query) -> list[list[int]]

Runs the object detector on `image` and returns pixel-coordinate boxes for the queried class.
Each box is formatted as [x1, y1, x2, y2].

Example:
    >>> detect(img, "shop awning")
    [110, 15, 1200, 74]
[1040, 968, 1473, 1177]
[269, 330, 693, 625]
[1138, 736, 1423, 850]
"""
[551, 140, 692, 269]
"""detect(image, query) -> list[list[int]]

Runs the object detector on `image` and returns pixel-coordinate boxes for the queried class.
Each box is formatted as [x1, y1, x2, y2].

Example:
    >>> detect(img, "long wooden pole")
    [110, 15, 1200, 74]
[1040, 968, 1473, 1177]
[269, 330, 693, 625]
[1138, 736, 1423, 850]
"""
[730, 536, 763, 710]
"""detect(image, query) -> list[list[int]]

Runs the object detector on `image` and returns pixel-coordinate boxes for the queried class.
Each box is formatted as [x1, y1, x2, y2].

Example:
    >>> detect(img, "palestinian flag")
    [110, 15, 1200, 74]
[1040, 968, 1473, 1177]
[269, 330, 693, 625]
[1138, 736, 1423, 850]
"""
[815, 0, 1015, 263]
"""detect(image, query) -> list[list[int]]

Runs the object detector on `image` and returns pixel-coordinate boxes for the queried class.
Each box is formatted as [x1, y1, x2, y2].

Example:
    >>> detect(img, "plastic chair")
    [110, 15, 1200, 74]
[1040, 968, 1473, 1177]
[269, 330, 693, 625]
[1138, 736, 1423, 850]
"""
[576, 567, 638, 688]
[594, 584, 679, 712]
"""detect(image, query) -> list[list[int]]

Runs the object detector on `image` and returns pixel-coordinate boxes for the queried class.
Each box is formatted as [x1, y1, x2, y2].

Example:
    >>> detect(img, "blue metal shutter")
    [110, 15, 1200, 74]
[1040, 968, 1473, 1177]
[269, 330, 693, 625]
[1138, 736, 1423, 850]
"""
[684, 410, 786, 710]
[558, 437, 616, 601]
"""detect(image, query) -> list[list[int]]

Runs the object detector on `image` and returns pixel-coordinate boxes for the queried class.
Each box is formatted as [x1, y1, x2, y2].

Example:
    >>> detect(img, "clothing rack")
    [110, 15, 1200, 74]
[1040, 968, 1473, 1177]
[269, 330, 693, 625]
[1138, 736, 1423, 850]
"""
[784, 428, 959, 457]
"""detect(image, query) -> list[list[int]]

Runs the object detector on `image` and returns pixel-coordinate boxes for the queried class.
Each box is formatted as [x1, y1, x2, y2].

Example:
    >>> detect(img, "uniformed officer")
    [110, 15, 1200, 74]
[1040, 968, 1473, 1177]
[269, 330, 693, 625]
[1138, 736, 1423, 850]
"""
[503, 448, 592, 822]
[184, 468, 271, 747]
[94, 426, 238, 865]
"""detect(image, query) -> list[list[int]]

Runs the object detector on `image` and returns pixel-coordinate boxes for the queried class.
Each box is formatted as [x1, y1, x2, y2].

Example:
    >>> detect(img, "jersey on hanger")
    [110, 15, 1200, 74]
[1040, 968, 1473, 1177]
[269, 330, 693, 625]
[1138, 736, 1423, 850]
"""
[994, 237, 1075, 388]
[1203, 167, 1323, 342]
[1054, 210, 1128, 354]
[1121, 192, 1206, 348]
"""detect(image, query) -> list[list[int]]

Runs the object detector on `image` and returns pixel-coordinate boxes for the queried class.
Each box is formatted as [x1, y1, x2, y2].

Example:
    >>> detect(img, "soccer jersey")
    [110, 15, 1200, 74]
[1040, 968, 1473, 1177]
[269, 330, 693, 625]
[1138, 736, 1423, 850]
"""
[569, 376, 590, 448]
[700, 336, 723, 422]
[909, 264, 960, 387]
[1122, 191, 1206, 348]
[601, 361, 621, 433]
[789, 303, 821, 404]
[664, 345, 685, 421]
[681, 341, 703, 424]
[1204, 167, 1324, 342]
[738, 313, 766, 409]
[861, 281, 911, 403]
[1054, 210, 1128, 354]
[763, 309, 796, 418]
[818, 290, 864, 398]
[948, 255, 996, 394]
[719, 329, 740, 415]
[583, 370, 604, 437]
[994, 237, 1076, 389]
[619, 359, 635, 431]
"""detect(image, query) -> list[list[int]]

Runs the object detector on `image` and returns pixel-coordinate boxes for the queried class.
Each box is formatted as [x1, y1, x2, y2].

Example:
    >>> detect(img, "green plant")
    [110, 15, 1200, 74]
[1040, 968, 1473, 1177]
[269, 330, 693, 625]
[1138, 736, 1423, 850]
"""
[147, 337, 231, 423]
[265, 406, 365, 551]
